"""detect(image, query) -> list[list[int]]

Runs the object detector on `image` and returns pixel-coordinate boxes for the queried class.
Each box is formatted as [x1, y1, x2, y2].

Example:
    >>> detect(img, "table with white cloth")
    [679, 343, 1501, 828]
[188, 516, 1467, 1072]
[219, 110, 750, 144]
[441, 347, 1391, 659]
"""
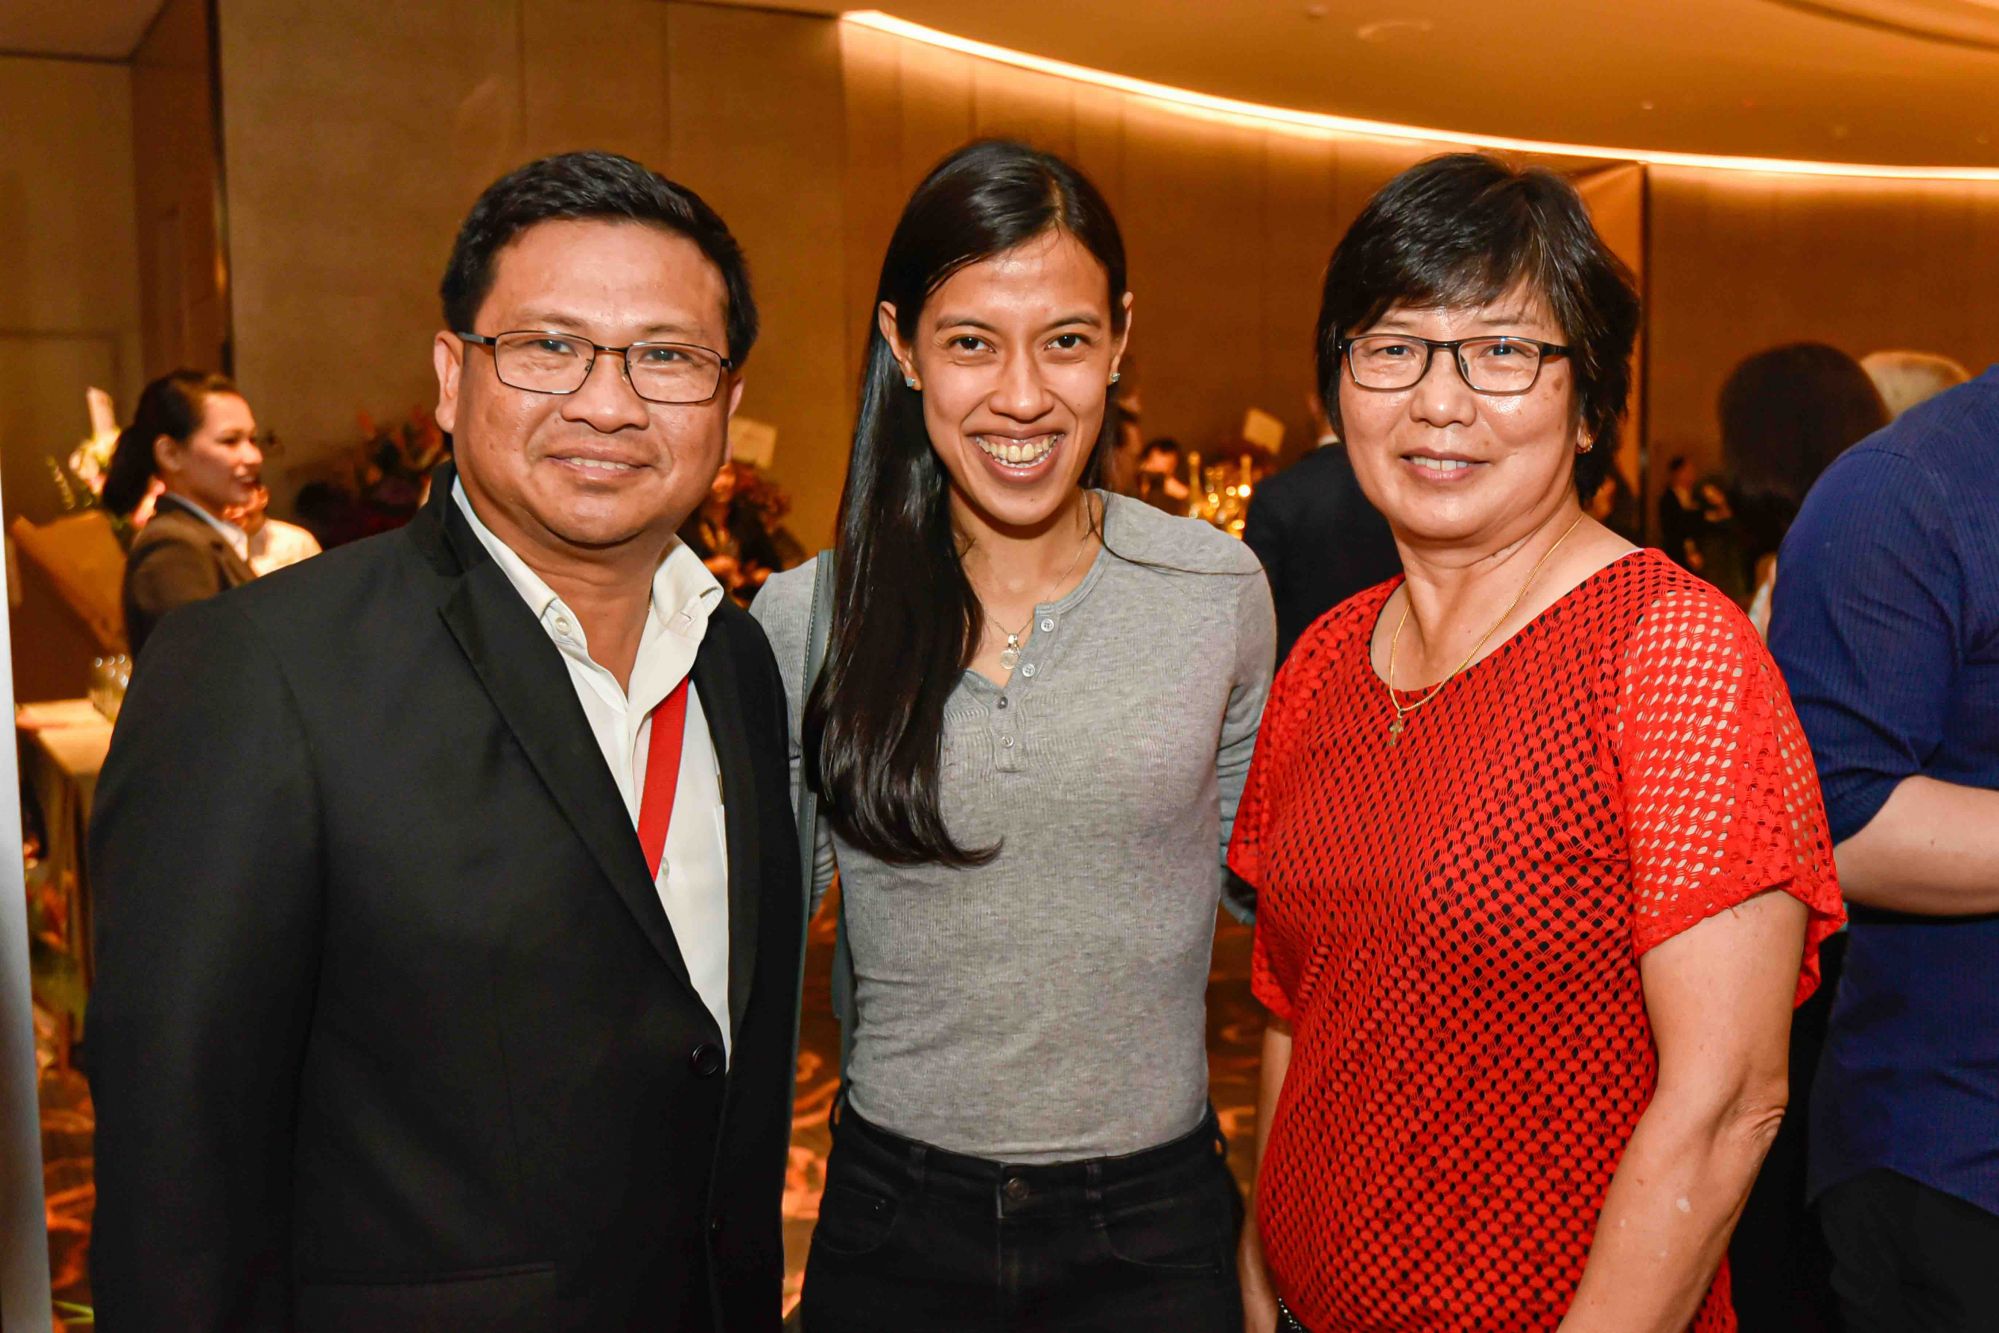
[18, 699, 115, 1043]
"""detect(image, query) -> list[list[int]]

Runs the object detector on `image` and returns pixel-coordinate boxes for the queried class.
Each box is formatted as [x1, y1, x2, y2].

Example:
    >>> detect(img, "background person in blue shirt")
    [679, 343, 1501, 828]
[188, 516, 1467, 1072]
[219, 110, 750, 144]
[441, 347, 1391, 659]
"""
[1769, 365, 1999, 1330]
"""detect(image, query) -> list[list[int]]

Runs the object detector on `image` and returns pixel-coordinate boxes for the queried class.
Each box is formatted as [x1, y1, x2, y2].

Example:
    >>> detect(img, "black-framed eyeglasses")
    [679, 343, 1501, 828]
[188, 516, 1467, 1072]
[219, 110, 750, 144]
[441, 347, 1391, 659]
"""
[1338, 334, 1571, 395]
[458, 330, 735, 405]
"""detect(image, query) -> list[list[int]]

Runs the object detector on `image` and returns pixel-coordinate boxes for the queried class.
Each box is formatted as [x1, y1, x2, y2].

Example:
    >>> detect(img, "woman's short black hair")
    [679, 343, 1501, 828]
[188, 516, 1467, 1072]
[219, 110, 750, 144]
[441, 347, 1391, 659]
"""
[1315, 153, 1641, 498]
[440, 150, 758, 363]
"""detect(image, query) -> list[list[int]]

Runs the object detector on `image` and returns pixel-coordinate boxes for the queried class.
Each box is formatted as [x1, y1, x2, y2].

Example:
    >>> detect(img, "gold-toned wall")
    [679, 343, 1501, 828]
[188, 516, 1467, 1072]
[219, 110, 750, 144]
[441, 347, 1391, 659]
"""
[209, 4, 1999, 550]
[0, 56, 145, 526]
[213, 2, 1457, 549]
[1647, 168, 1999, 500]
[132, 0, 228, 378]
[838, 21, 1447, 480]
[215, 0, 854, 546]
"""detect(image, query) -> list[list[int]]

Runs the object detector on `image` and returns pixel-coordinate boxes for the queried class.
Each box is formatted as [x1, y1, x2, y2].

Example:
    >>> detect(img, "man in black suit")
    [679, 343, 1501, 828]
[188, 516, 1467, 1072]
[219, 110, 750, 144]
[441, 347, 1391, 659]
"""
[1242, 395, 1401, 664]
[87, 153, 802, 1332]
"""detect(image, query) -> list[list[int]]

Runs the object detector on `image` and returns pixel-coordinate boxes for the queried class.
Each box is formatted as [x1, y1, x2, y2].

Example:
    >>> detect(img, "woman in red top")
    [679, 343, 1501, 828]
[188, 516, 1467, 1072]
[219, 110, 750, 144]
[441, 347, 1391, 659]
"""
[1231, 155, 1844, 1333]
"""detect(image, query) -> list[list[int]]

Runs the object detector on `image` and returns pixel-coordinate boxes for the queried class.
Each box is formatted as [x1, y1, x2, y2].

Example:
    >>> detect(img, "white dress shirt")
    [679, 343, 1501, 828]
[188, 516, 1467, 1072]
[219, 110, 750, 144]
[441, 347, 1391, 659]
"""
[248, 517, 322, 575]
[453, 482, 734, 1056]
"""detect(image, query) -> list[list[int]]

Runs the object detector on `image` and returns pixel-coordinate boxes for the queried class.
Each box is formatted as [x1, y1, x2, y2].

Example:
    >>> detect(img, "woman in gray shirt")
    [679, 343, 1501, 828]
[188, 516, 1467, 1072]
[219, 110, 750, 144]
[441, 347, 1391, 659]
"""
[753, 140, 1273, 1332]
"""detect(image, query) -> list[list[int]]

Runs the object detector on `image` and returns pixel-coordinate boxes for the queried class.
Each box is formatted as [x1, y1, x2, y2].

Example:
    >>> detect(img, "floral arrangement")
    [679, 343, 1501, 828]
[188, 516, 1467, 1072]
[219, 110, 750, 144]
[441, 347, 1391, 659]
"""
[732, 460, 793, 526]
[47, 428, 119, 512]
[352, 407, 449, 507]
[291, 408, 450, 549]
[46, 388, 123, 512]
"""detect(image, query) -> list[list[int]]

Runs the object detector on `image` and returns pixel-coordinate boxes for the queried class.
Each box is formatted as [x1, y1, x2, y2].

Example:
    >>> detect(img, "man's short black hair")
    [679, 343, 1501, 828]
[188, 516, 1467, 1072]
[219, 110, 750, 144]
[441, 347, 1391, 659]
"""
[441, 151, 758, 364]
[1315, 153, 1640, 498]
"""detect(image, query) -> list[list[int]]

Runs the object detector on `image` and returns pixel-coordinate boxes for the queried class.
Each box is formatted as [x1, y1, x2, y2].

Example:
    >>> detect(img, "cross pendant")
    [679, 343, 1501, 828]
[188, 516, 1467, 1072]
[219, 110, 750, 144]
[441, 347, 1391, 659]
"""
[1388, 715, 1406, 743]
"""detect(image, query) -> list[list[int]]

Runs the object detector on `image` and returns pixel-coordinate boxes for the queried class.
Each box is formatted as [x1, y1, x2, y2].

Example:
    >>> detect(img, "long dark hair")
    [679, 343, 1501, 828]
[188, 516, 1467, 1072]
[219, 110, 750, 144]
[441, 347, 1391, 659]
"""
[805, 140, 1128, 867]
[101, 370, 241, 516]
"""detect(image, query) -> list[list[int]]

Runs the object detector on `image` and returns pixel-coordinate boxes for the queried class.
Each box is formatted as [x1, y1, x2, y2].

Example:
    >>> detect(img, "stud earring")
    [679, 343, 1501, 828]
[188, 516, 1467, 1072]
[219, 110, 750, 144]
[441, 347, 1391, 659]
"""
[904, 376, 919, 390]
[1109, 371, 1122, 385]
[1578, 437, 1595, 454]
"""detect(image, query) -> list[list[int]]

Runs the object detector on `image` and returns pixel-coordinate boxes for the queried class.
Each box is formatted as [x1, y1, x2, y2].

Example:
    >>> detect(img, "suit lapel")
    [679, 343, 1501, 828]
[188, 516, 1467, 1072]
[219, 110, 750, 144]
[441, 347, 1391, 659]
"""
[155, 495, 257, 586]
[691, 616, 761, 1039]
[218, 538, 257, 587]
[431, 494, 700, 1000]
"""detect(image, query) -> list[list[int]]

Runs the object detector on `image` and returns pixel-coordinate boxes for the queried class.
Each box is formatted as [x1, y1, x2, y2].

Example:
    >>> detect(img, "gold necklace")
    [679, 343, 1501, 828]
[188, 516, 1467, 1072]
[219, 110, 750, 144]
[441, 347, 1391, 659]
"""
[1383, 511, 1586, 744]
[984, 510, 1096, 673]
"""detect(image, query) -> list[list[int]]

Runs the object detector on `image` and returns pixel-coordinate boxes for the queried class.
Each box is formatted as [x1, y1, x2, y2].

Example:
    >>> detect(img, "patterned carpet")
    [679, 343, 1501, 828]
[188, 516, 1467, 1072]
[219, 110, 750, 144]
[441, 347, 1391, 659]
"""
[37, 896, 1262, 1325]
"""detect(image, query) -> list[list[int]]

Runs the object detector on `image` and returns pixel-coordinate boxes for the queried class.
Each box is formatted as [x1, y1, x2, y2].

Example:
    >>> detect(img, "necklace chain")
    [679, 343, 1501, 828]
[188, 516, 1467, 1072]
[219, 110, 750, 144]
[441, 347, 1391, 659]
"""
[1384, 511, 1587, 741]
[981, 505, 1097, 670]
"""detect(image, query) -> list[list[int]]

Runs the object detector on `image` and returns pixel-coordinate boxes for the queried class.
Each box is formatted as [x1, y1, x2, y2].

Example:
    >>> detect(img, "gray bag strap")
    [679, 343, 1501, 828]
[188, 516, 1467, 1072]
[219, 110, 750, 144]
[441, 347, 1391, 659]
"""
[789, 551, 858, 1090]
[795, 550, 834, 922]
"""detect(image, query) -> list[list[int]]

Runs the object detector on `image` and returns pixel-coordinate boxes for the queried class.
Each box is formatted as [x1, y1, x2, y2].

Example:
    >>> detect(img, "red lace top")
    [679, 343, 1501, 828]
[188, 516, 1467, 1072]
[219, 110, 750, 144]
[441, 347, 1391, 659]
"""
[1231, 551, 1843, 1332]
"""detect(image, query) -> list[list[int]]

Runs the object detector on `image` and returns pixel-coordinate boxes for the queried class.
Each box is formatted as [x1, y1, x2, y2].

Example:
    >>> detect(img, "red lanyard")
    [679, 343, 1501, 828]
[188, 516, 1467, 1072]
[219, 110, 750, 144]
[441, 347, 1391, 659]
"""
[636, 677, 691, 881]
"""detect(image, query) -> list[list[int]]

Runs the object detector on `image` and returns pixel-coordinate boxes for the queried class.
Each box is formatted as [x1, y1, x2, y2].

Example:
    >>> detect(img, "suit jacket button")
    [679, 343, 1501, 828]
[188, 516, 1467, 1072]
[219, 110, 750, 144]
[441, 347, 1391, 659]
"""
[690, 1043, 724, 1077]
[708, 1215, 724, 1239]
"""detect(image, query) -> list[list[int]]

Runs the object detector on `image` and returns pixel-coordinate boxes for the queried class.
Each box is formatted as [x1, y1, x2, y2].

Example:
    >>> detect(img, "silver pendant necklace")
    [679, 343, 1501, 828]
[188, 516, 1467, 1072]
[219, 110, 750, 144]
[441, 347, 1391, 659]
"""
[985, 514, 1095, 675]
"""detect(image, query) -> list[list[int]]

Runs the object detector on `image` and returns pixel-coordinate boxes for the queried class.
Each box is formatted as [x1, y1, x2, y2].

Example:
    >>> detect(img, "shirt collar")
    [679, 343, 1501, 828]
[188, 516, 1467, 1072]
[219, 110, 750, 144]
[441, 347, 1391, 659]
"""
[450, 478, 725, 654]
[160, 491, 249, 562]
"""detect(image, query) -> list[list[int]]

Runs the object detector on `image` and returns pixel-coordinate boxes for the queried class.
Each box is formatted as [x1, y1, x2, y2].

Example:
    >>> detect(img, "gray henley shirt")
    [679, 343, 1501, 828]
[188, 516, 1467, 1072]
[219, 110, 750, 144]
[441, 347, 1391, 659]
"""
[753, 493, 1275, 1161]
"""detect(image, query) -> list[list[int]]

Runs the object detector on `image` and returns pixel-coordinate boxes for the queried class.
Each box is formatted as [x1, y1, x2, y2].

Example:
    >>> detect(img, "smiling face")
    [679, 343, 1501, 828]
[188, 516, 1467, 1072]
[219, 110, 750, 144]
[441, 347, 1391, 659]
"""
[883, 229, 1129, 538]
[433, 218, 741, 568]
[156, 392, 261, 517]
[1338, 282, 1587, 555]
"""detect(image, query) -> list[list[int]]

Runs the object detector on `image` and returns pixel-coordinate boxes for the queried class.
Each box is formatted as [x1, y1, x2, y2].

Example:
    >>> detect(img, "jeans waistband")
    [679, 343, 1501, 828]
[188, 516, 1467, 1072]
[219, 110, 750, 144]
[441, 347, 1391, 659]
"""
[831, 1098, 1227, 1215]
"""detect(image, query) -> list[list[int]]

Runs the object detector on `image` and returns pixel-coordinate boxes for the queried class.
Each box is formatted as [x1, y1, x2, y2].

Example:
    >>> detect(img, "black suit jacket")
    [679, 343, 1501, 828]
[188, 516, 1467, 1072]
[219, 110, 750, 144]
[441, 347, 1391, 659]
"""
[87, 470, 803, 1332]
[1241, 444, 1402, 664]
[122, 493, 259, 656]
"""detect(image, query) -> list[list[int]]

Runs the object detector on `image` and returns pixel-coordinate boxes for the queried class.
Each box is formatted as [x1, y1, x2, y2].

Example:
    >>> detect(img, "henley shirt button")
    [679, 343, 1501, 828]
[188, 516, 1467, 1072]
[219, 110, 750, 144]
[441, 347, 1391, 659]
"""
[1002, 1176, 1030, 1203]
[996, 696, 1009, 709]
[1002, 736, 1015, 748]
[1039, 618, 1054, 632]
[1021, 664, 1037, 678]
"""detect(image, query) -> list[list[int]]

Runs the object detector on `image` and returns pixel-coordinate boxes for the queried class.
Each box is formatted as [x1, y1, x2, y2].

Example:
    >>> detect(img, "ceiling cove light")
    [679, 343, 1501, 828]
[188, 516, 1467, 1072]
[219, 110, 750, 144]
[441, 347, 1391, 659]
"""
[842, 10, 1999, 182]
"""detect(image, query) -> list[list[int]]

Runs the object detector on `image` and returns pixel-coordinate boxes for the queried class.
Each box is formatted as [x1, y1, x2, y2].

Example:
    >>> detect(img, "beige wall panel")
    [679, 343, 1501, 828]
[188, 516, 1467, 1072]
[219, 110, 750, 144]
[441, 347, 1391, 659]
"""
[667, 4, 850, 550]
[1118, 106, 1265, 459]
[839, 22, 905, 391]
[1068, 84, 1125, 207]
[1329, 136, 1430, 228]
[1647, 168, 1999, 508]
[1259, 135, 1338, 462]
[1571, 163, 1647, 495]
[218, 0, 525, 505]
[896, 45, 976, 184]
[520, 0, 669, 162]
[132, 0, 226, 377]
[970, 62, 1075, 158]
[0, 56, 143, 524]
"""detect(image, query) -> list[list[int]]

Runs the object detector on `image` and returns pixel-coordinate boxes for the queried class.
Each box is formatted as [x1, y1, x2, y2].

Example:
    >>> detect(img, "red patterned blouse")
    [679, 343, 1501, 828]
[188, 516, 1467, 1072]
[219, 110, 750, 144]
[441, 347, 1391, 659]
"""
[1231, 550, 1843, 1332]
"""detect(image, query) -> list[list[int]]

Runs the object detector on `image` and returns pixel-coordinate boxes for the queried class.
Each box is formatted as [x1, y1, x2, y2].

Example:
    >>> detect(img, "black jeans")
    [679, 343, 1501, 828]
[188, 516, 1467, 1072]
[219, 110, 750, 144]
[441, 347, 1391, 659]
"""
[800, 1102, 1244, 1332]
[1820, 1169, 1999, 1332]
